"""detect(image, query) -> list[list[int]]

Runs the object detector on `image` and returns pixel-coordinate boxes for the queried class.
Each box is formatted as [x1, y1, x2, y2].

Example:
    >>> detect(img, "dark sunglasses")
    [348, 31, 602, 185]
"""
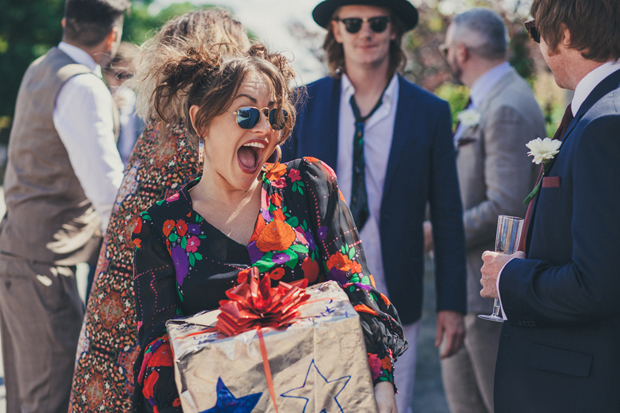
[333, 16, 391, 34]
[525, 19, 540, 43]
[231, 107, 288, 130]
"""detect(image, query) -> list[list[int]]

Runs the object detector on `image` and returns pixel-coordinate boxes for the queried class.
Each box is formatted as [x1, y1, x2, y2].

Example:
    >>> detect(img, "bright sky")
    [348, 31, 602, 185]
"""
[152, 0, 533, 85]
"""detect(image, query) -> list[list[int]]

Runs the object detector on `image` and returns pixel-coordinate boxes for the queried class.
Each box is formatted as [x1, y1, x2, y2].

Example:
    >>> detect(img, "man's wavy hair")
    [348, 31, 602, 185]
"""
[323, 8, 408, 78]
[531, 0, 620, 62]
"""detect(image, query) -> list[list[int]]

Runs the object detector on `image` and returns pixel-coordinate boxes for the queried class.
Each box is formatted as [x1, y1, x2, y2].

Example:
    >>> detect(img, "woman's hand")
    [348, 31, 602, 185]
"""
[374, 381, 398, 413]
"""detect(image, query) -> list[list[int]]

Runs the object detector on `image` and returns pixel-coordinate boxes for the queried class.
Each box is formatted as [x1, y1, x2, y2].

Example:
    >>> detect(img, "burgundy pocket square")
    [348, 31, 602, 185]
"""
[542, 176, 560, 188]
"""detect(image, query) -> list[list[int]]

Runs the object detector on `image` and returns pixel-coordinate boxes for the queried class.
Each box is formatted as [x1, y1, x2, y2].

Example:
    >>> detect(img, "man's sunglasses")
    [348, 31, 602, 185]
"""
[333, 16, 391, 34]
[231, 107, 288, 130]
[525, 19, 540, 43]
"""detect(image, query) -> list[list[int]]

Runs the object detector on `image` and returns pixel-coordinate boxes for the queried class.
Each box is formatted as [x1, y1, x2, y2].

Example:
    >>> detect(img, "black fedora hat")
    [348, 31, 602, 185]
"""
[313, 0, 418, 31]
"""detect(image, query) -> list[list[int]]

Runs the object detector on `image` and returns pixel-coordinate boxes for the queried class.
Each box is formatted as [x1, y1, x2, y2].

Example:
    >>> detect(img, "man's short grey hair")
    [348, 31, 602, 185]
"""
[452, 8, 508, 60]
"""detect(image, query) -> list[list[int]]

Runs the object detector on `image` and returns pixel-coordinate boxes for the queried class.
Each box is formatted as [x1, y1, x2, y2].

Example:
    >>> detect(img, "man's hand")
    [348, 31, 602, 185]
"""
[423, 221, 433, 254]
[480, 250, 526, 299]
[435, 310, 465, 359]
[374, 381, 397, 413]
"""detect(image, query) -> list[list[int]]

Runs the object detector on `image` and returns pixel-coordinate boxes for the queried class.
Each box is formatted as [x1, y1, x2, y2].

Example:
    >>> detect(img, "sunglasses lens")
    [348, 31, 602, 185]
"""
[369, 17, 389, 33]
[236, 107, 260, 129]
[268, 109, 288, 130]
[343, 18, 363, 34]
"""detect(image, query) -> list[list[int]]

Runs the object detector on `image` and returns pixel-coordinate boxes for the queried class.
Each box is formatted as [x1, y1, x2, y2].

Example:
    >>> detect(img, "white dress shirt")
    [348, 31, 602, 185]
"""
[496, 60, 620, 320]
[337, 73, 399, 297]
[53, 42, 124, 233]
[453, 61, 512, 144]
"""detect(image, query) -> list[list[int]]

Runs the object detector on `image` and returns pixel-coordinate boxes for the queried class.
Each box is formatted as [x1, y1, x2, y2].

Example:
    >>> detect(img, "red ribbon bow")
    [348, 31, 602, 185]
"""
[215, 267, 310, 337]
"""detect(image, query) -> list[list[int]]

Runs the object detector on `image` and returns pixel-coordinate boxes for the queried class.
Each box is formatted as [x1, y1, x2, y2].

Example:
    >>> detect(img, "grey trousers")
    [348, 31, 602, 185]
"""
[440, 313, 502, 413]
[0, 255, 83, 413]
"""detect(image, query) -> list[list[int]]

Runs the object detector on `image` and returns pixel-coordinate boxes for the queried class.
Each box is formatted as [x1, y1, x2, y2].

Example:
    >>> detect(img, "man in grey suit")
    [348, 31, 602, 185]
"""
[427, 8, 546, 413]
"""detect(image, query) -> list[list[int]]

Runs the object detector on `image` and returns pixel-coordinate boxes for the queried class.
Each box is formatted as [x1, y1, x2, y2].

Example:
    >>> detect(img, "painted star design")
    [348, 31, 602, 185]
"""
[281, 359, 351, 412]
[200, 377, 262, 413]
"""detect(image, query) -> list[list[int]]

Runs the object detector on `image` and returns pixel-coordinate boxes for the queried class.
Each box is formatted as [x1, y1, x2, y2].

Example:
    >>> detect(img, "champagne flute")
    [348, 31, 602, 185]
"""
[478, 215, 524, 322]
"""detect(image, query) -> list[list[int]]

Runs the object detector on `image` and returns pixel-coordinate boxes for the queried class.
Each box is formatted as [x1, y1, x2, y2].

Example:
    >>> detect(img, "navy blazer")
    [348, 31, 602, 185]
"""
[282, 75, 467, 324]
[496, 69, 620, 411]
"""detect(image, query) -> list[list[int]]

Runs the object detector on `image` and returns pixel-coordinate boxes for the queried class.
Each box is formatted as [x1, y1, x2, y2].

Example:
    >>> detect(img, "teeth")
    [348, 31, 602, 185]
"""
[243, 142, 265, 149]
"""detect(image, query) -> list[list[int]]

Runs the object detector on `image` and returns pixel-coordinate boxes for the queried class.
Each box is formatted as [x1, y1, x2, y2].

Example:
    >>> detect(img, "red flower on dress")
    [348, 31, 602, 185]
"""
[163, 220, 175, 237]
[176, 220, 188, 237]
[166, 192, 180, 202]
[289, 169, 301, 182]
[367, 353, 382, 381]
[186, 236, 200, 253]
[142, 370, 158, 401]
[272, 177, 287, 188]
[301, 257, 319, 283]
[133, 217, 142, 234]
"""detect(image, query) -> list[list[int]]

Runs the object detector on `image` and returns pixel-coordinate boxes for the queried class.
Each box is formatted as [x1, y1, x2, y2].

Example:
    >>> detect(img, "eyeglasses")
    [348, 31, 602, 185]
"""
[231, 107, 288, 131]
[333, 16, 391, 34]
[525, 19, 540, 43]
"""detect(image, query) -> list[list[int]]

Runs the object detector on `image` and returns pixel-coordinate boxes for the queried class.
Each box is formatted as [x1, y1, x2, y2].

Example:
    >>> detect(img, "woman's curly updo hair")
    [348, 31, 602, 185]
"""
[130, 8, 250, 124]
[152, 42, 299, 144]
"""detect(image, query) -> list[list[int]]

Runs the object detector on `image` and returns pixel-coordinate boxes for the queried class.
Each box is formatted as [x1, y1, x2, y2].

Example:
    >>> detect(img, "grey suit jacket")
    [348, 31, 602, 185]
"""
[456, 67, 546, 314]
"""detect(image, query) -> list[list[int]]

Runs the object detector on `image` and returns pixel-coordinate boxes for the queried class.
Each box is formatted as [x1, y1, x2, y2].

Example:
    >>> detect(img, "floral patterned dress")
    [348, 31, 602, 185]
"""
[132, 157, 407, 413]
[70, 122, 201, 412]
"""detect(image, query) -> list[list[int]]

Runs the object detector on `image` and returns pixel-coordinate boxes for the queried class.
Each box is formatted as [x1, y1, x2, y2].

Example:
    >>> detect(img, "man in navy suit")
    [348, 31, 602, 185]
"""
[480, 0, 620, 411]
[282, 1, 467, 411]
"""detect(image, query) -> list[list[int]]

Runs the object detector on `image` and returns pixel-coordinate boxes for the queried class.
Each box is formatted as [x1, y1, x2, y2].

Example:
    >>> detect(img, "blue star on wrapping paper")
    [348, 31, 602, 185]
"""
[281, 359, 351, 412]
[200, 377, 262, 413]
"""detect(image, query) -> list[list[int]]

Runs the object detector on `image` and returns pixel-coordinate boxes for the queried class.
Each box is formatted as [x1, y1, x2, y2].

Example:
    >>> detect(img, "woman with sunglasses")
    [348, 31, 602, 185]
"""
[131, 42, 406, 413]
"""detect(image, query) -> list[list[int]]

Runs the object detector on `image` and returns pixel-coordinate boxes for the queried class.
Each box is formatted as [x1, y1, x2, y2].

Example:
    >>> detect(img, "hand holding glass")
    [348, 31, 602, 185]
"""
[478, 215, 524, 322]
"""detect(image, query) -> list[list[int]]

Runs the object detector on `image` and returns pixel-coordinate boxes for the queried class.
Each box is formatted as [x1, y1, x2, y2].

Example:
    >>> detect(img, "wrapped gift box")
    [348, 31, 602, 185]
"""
[166, 280, 378, 413]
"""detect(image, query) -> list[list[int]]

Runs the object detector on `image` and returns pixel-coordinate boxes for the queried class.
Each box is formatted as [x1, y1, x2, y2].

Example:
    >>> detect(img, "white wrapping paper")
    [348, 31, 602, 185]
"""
[166, 281, 378, 413]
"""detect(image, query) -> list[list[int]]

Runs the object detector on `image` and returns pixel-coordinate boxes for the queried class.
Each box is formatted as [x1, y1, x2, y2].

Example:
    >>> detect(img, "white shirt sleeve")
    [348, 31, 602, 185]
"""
[53, 73, 124, 233]
[496, 257, 517, 321]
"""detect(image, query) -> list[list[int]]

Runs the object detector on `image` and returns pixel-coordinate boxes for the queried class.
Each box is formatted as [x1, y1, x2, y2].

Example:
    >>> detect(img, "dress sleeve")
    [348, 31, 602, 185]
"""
[298, 157, 408, 388]
[132, 210, 182, 413]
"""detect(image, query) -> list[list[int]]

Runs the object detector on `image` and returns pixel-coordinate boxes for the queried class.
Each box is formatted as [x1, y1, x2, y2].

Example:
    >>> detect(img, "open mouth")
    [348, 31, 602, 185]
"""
[237, 141, 266, 174]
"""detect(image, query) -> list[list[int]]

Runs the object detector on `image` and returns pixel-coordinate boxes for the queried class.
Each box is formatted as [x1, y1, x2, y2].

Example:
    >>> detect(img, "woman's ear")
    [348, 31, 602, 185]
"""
[189, 105, 202, 137]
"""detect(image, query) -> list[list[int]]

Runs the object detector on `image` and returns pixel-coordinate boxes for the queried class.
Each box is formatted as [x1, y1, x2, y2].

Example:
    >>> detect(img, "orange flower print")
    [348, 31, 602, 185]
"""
[249, 216, 266, 243]
[269, 267, 285, 280]
[270, 193, 282, 207]
[381, 355, 393, 372]
[176, 220, 188, 237]
[349, 260, 362, 274]
[326, 252, 353, 272]
[304, 156, 320, 164]
[163, 220, 175, 237]
[265, 163, 287, 181]
[302, 257, 319, 283]
[380, 293, 391, 307]
[133, 238, 142, 249]
[272, 209, 286, 222]
[256, 220, 296, 252]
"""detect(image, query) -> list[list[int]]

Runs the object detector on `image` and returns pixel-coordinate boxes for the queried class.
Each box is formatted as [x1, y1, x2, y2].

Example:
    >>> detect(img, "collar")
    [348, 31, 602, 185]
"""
[341, 72, 399, 108]
[58, 41, 102, 78]
[470, 61, 512, 108]
[572, 60, 620, 116]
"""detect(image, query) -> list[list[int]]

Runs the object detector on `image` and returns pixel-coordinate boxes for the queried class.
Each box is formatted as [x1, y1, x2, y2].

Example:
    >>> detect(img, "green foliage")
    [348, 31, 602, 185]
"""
[434, 83, 469, 127]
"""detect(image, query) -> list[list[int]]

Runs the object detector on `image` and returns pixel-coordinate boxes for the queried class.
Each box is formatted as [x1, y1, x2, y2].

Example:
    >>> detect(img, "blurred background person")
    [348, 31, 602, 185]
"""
[103, 41, 143, 167]
[70, 9, 249, 412]
[0, 0, 129, 410]
[282, 1, 467, 412]
[431, 8, 545, 413]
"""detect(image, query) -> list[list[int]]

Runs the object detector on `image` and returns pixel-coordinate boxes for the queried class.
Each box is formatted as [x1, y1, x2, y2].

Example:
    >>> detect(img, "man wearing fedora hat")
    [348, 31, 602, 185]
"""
[283, 1, 467, 411]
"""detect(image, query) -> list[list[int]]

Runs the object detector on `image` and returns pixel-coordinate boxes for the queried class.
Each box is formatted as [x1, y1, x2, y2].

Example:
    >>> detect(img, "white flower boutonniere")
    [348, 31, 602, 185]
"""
[523, 137, 563, 204]
[457, 109, 481, 128]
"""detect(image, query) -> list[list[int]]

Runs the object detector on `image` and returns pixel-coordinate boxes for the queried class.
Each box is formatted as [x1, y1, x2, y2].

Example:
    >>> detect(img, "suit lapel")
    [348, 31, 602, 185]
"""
[526, 69, 620, 252]
[383, 75, 415, 199]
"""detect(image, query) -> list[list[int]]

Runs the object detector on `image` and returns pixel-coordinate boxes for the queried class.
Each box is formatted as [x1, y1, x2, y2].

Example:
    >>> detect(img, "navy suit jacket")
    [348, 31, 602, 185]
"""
[496, 69, 620, 411]
[282, 75, 467, 324]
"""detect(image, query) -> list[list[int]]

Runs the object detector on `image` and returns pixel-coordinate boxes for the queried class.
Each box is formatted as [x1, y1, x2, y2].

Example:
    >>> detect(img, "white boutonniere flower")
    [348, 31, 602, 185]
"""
[523, 137, 563, 204]
[526, 137, 562, 165]
[457, 109, 481, 128]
